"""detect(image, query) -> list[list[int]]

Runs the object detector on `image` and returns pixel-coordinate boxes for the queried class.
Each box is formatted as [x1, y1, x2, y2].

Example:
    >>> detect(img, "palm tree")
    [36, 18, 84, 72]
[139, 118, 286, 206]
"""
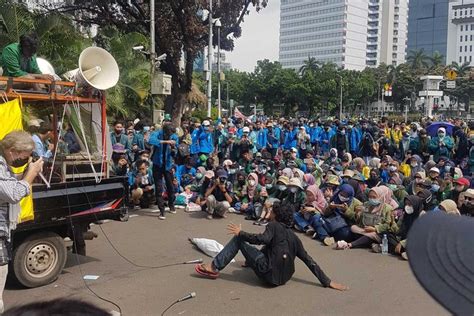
[429, 51, 445, 68]
[407, 49, 430, 70]
[299, 56, 321, 76]
[449, 61, 472, 77]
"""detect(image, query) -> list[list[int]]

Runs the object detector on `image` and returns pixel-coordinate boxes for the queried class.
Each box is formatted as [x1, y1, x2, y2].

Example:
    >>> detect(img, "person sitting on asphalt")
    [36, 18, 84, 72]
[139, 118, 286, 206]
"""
[129, 159, 155, 209]
[204, 169, 233, 220]
[195, 201, 348, 291]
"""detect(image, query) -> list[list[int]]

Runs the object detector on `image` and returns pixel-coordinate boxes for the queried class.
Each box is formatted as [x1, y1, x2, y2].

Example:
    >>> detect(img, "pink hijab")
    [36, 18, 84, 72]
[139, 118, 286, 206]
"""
[303, 174, 316, 186]
[246, 173, 258, 200]
[370, 186, 399, 212]
[306, 185, 327, 211]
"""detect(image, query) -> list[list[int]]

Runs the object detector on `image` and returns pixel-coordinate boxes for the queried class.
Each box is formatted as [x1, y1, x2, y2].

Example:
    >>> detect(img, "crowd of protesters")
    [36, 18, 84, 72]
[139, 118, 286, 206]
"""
[110, 114, 474, 259]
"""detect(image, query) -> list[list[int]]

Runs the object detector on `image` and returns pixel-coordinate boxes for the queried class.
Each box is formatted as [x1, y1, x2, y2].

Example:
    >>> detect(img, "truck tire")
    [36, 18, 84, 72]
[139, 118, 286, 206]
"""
[11, 232, 67, 288]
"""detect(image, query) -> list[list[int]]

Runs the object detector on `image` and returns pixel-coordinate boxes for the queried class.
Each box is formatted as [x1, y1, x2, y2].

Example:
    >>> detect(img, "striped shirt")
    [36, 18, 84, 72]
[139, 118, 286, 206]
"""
[0, 156, 30, 239]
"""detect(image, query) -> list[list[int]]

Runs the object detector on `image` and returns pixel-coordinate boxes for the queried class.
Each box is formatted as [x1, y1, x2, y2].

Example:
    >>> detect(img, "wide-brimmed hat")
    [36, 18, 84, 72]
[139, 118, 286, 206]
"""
[407, 213, 474, 314]
[342, 169, 355, 178]
[287, 178, 304, 190]
[277, 176, 290, 186]
[326, 175, 340, 186]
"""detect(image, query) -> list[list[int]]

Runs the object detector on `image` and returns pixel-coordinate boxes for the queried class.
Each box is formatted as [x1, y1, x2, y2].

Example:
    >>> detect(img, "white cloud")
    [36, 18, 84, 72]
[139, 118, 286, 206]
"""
[226, 1, 280, 72]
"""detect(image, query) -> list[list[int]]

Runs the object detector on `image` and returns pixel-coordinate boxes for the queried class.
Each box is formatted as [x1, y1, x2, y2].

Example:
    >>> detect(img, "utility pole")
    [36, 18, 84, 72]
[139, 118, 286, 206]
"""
[226, 81, 230, 116]
[338, 74, 343, 119]
[381, 85, 385, 118]
[207, 0, 213, 117]
[216, 1, 222, 119]
[150, 0, 156, 123]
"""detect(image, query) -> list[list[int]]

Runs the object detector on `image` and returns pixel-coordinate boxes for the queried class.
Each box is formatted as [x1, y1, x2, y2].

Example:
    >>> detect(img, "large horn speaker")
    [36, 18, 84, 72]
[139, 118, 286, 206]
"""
[36, 57, 62, 80]
[63, 47, 120, 91]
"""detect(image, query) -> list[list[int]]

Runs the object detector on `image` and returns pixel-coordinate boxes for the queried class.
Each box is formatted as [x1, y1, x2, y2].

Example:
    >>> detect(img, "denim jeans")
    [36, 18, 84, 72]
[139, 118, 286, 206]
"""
[212, 236, 269, 275]
[293, 212, 329, 241]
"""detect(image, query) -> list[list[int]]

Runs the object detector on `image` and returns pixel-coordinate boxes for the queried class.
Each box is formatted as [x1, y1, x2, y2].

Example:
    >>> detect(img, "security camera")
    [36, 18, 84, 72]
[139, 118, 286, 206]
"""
[156, 53, 167, 61]
[132, 45, 144, 51]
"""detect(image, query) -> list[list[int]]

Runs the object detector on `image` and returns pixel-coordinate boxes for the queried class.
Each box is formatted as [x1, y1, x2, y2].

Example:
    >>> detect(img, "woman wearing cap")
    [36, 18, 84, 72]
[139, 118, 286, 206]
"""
[428, 127, 454, 162]
[0, 131, 44, 312]
[336, 186, 398, 250]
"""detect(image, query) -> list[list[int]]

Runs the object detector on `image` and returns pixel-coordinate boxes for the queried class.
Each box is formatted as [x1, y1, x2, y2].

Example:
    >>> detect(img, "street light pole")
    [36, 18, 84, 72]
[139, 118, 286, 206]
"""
[150, 0, 156, 123]
[226, 81, 230, 115]
[337, 74, 343, 119]
[207, 0, 213, 117]
[216, 11, 222, 119]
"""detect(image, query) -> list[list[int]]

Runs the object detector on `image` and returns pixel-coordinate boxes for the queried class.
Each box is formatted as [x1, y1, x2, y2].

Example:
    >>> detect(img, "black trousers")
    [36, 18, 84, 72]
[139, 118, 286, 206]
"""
[153, 164, 175, 216]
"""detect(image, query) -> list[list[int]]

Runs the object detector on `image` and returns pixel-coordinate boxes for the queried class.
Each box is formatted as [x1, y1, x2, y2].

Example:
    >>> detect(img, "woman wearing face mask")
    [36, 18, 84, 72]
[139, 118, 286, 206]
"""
[336, 186, 398, 250]
[374, 195, 423, 259]
[324, 148, 341, 167]
[238, 173, 262, 220]
[293, 185, 327, 236]
[386, 176, 408, 206]
[429, 127, 454, 162]
[0, 131, 44, 312]
[322, 184, 363, 246]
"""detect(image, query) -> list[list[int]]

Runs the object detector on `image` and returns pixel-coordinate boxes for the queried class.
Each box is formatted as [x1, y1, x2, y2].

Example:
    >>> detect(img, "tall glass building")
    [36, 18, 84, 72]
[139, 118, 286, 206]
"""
[407, 0, 450, 59]
[279, 0, 408, 71]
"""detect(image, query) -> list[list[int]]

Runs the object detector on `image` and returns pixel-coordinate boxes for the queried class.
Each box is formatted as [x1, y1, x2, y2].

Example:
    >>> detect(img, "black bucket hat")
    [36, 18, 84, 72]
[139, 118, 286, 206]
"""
[407, 212, 474, 314]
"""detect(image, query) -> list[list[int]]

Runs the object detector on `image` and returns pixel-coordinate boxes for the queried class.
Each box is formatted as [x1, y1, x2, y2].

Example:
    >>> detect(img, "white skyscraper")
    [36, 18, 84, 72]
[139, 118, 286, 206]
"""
[279, 0, 409, 71]
[446, 0, 474, 66]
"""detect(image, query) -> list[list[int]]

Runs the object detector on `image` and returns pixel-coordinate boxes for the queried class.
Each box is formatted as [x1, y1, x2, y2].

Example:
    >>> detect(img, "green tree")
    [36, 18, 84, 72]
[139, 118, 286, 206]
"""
[407, 49, 430, 72]
[299, 56, 320, 76]
[58, 0, 270, 125]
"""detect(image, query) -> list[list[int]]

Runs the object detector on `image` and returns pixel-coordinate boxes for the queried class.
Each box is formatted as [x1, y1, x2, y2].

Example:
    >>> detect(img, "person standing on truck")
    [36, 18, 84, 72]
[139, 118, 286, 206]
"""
[0, 130, 44, 313]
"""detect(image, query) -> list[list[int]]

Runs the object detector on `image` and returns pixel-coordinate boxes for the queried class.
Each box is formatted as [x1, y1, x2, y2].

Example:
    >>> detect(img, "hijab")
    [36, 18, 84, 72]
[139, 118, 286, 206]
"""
[367, 169, 381, 188]
[282, 168, 293, 179]
[331, 184, 355, 206]
[399, 195, 423, 239]
[246, 173, 258, 200]
[303, 173, 316, 186]
[347, 178, 366, 202]
[294, 168, 305, 183]
[368, 157, 381, 170]
[305, 185, 327, 211]
[369, 186, 399, 213]
[353, 157, 365, 171]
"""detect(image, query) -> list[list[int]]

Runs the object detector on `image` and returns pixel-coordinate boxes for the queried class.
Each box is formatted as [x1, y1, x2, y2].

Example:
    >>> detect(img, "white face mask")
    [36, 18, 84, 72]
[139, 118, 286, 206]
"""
[339, 194, 350, 202]
[248, 180, 256, 187]
[405, 205, 414, 214]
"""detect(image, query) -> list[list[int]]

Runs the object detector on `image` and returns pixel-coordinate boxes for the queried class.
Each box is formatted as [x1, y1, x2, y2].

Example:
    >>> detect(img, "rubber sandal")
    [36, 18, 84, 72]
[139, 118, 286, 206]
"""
[195, 264, 219, 279]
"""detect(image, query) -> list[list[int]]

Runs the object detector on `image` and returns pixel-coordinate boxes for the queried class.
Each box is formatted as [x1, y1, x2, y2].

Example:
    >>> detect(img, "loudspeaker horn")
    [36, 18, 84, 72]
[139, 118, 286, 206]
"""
[37, 57, 62, 81]
[63, 47, 120, 90]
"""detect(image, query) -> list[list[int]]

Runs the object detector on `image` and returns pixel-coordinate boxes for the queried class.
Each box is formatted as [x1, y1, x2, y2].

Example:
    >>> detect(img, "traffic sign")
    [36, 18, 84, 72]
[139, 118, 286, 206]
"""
[446, 69, 457, 80]
[446, 80, 456, 89]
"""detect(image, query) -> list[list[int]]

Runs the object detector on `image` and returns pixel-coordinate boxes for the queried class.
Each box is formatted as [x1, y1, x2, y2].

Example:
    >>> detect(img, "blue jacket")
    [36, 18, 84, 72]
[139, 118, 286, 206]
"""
[348, 128, 362, 153]
[190, 129, 200, 155]
[256, 128, 267, 150]
[198, 127, 214, 154]
[320, 129, 334, 154]
[283, 129, 297, 150]
[176, 165, 196, 187]
[267, 128, 280, 149]
[132, 132, 146, 150]
[149, 130, 179, 171]
[310, 126, 322, 144]
[128, 169, 155, 188]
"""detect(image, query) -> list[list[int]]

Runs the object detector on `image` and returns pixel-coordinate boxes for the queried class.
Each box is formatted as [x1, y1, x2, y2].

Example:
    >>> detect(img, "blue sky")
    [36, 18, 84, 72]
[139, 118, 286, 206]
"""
[226, 0, 280, 72]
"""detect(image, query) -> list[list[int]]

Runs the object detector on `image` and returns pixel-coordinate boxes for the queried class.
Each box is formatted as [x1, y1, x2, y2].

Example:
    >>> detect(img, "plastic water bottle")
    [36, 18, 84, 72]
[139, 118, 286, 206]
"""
[381, 234, 388, 255]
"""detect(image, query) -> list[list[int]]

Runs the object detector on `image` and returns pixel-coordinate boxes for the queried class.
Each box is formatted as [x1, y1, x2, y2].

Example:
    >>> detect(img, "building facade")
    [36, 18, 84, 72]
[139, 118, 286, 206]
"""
[446, 0, 474, 66]
[407, 0, 450, 60]
[279, 0, 408, 71]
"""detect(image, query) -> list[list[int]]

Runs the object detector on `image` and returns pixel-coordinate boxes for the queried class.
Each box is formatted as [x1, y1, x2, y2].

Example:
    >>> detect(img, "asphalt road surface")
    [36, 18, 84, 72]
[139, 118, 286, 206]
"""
[5, 209, 447, 315]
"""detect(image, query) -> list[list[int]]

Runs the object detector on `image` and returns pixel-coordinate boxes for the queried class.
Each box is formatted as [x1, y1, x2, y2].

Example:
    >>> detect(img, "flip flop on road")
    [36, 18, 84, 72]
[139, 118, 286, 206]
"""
[195, 264, 220, 279]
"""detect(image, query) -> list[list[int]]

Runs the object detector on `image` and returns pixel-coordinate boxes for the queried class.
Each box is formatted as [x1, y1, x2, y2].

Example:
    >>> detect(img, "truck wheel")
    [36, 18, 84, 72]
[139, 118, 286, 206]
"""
[12, 232, 67, 288]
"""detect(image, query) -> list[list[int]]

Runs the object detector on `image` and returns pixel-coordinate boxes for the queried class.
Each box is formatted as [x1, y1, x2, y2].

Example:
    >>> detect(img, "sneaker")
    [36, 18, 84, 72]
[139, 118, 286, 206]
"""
[206, 214, 213, 220]
[323, 237, 335, 246]
[401, 252, 408, 261]
[253, 219, 262, 225]
[169, 206, 177, 214]
[335, 240, 350, 250]
[371, 243, 382, 253]
[260, 220, 269, 226]
[228, 207, 237, 213]
[305, 227, 316, 235]
[158, 215, 166, 220]
[312, 232, 318, 240]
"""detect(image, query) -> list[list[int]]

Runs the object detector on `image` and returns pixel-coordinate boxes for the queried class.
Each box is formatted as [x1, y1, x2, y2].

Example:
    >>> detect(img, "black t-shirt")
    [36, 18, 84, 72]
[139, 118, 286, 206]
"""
[212, 180, 233, 202]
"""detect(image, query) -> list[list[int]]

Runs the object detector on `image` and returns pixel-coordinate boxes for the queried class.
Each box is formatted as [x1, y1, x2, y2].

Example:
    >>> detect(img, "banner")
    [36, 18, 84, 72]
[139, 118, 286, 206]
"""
[0, 98, 34, 222]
